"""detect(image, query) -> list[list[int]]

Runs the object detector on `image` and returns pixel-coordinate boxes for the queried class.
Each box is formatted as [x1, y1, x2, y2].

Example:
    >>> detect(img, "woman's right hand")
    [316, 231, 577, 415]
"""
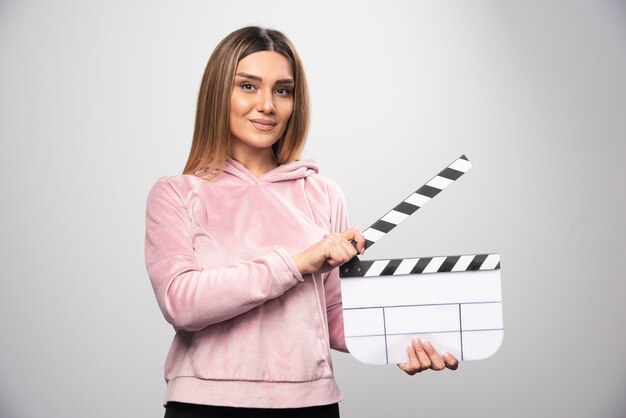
[291, 228, 365, 275]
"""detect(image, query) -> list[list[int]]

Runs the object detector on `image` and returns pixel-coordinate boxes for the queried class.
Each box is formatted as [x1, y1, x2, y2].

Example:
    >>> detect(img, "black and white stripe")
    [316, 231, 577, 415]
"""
[362, 155, 472, 248]
[340, 254, 500, 278]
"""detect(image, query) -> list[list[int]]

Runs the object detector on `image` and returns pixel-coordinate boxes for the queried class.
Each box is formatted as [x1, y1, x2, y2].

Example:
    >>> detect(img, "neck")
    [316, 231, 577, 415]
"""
[229, 145, 278, 178]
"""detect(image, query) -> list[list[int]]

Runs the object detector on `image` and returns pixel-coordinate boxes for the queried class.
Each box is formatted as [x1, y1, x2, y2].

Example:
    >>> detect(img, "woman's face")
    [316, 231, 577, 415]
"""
[229, 51, 294, 157]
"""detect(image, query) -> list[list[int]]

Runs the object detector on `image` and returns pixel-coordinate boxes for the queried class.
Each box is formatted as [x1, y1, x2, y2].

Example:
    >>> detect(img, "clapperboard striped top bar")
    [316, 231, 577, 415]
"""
[362, 155, 472, 249]
[341, 253, 500, 278]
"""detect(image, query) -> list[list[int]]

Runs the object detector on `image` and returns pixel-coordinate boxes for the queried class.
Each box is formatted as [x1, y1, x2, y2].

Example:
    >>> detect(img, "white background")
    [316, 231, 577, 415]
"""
[1, 1, 625, 417]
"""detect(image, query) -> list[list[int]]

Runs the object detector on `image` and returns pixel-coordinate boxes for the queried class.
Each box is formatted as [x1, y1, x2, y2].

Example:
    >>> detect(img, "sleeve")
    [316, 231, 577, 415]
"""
[144, 177, 304, 332]
[324, 180, 350, 353]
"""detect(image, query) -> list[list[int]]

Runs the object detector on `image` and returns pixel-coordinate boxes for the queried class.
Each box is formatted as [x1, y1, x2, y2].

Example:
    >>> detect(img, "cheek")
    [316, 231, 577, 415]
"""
[230, 94, 251, 116]
[281, 101, 294, 121]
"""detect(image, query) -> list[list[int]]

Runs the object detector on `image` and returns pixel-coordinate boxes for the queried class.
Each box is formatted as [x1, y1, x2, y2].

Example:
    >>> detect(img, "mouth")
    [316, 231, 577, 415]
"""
[249, 119, 277, 132]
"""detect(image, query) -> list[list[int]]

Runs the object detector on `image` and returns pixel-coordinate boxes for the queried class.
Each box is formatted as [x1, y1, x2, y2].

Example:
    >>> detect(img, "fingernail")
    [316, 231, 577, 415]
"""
[412, 337, 421, 344]
[442, 352, 450, 359]
[423, 341, 432, 350]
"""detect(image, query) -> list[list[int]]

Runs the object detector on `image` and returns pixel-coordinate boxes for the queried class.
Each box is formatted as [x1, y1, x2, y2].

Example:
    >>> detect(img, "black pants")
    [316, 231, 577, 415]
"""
[164, 401, 340, 418]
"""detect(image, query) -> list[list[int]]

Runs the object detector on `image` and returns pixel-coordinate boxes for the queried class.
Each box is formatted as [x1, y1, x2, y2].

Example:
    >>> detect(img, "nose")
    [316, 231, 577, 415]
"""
[256, 89, 275, 114]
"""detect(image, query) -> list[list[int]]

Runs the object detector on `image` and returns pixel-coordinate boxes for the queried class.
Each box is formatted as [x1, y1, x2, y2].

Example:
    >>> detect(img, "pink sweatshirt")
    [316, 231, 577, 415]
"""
[144, 157, 350, 408]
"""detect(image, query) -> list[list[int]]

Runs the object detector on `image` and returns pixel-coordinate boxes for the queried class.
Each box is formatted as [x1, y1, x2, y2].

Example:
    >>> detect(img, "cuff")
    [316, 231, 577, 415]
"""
[274, 246, 304, 282]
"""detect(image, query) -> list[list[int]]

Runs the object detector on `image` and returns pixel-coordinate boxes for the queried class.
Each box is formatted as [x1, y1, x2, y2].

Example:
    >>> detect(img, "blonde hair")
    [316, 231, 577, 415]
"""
[183, 26, 310, 178]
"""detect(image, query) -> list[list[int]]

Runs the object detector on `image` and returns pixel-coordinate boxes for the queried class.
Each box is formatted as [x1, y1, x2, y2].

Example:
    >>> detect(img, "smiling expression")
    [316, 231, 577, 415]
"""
[229, 51, 295, 158]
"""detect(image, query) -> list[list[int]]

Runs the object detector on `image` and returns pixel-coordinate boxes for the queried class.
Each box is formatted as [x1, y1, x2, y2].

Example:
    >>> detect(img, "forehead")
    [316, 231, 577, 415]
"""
[235, 51, 293, 80]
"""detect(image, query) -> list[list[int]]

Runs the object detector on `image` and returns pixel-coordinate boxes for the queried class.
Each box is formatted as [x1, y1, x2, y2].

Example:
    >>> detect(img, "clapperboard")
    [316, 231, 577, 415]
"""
[340, 156, 503, 364]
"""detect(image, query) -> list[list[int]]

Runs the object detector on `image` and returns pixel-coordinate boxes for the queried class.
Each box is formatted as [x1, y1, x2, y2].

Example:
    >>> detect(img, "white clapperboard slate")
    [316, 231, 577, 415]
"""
[340, 156, 503, 364]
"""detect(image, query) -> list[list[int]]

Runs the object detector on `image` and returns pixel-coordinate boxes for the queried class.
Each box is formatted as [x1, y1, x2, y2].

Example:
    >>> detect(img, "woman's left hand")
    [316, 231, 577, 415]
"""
[397, 338, 459, 375]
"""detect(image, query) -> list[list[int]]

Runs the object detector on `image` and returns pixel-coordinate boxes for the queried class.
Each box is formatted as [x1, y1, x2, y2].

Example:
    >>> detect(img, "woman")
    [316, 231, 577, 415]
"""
[145, 26, 458, 418]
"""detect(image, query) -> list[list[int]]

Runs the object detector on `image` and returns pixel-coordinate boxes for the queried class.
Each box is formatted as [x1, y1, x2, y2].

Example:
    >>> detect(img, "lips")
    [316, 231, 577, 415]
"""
[249, 118, 277, 132]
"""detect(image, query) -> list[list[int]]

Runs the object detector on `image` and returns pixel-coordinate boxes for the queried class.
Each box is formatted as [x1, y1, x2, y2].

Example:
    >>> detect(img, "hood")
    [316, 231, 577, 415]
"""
[222, 156, 319, 184]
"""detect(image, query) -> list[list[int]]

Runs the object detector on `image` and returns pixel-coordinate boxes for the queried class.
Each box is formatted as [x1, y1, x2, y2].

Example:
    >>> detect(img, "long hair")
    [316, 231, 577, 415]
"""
[183, 26, 310, 178]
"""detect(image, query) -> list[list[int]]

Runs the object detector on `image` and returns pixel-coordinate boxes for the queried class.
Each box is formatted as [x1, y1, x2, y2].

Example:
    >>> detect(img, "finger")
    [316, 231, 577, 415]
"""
[422, 340, 445, 371]
[442, 352, 459, 370]
[339, 227, 358, 241]
[331, 234, 358, 262]
[397, 362, 414, 375]
[341, 228, 366, 254]
[402, 342, 421, 375]
[339, 237, 358, 258]
[324, 238, 353, 268]
[354, 229, 366, 254]
[412, 338, 431, 370]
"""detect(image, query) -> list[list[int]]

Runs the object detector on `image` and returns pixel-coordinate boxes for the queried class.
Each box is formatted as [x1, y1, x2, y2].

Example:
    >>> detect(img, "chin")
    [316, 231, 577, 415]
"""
[239, 137, 281, 151]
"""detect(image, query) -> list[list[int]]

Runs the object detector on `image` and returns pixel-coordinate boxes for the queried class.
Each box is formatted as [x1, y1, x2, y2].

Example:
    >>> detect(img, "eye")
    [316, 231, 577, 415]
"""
[275, 87, 292, 97]
[239, 82, 256, 92]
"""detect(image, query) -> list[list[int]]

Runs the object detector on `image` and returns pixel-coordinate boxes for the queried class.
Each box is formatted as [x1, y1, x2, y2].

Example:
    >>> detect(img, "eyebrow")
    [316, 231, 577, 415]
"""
[235, 72, 294, 84]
